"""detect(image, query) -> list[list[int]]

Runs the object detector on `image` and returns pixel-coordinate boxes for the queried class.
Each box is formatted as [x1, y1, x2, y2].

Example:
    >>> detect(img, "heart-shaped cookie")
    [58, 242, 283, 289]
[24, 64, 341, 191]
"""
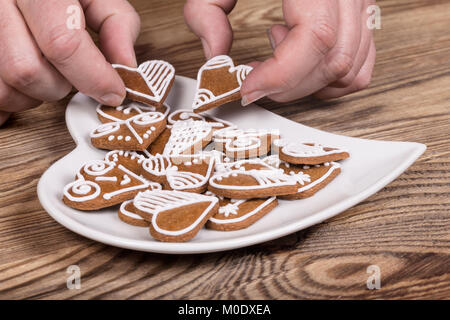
[192, 55, 252, 113]
[133, 190, 219, 242]
[63, 159, 161, 210]
[97, 101, 169, 123]
[142, 152, 219, 193]
[113, 60, 175, 107]
[91, 112, 167, 151]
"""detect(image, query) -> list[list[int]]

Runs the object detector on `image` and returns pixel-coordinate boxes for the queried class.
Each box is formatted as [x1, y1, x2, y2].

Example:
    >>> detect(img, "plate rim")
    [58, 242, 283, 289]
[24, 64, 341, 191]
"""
[37, 76, 427, 254]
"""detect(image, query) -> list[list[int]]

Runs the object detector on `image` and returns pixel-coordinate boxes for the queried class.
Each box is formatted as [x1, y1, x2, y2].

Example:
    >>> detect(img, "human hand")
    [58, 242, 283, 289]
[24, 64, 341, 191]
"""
[184, 0, 376, 106]
[0, 0, 141, 126]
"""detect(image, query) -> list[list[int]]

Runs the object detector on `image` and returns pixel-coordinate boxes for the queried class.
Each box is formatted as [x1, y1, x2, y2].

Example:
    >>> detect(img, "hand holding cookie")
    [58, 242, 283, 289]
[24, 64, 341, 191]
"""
[184, 0, 376, 105]
[0, 0, 141, 126]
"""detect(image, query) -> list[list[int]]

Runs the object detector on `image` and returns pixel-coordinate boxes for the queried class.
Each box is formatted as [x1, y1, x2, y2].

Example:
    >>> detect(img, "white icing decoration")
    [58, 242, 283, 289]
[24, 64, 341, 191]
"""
[96, 102, 159, 122]
[167, 109, 234, 129]
[294, 162, 340, 193]
[273, 139, 348, 158]
[95, 176, 118, 182]
[63, 179, 101, 202]
[142, 153, 216, 191]
[120, 174, 131, 186]
[119, 200, 146, 221]
[209, 168, 296, 191]
[210, 197, 277, 224]
[133, 190, 218, 236]
[91, 111, 165, 145]
[213, 127, 279, 156]
[112, 60, 175, 103]
[163, 119, 212, 155]
[218, 201, 241, 217]
[192, 55, 253, 110]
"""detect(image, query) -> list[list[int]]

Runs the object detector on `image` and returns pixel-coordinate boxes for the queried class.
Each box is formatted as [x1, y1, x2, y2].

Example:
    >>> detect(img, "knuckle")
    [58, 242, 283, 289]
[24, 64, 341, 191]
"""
[43, 25, 82, 64]
[310, 18, 338, 55]
[328, 51, 354, 80]
[5, 56, 41, 88]
[354, 74, 372, 91]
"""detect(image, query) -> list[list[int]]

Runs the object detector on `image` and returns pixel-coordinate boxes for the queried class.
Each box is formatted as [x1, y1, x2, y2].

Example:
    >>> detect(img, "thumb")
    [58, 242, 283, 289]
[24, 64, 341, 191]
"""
[184, 0, 236, 59]
[241, 25, 293, 105]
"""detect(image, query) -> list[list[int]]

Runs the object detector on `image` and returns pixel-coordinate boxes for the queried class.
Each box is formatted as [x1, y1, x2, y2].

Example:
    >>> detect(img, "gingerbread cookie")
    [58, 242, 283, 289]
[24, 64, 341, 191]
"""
[133, 190, 219, 242]
[91, 112, 167, 151]
[146, 128, 172, 155]
[113, 60, 175, 107]
[206, 193, 278, 231]
[163, 119, 213, 155]
[142, 152, 218, 193]
[63, 159, 161, 210]
[118, 200, 150, 227]
[208, 159, 298, 199]
[167, 109, 234, 131]
[96, 101, 169, 123]
[105, 150, 147, 176]
[273, 139, 350, 165]
[192, 55, 252, 113]
[214, 127, 280, 159]
[278, 162, 341, 200]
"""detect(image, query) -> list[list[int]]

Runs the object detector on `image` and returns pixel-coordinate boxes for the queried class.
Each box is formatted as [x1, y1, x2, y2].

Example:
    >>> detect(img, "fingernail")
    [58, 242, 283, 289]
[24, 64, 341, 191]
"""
[266, 28, 276, 50]
[200, 37, 212, 60]
[241, 90, 267, 106]
[99, 93, 124, 106]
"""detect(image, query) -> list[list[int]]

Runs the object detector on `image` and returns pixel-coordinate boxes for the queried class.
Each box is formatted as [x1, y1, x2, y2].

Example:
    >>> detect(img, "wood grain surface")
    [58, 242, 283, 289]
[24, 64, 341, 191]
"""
[0, 0, 449, 300]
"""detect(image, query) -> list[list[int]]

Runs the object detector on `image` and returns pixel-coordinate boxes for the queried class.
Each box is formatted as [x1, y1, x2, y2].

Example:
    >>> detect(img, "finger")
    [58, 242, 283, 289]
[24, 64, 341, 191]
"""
[319, 0, 363, 87]
[0, 111, 10, 127]
[241, 0, 339, 105]
[329, 1, 373, 88]
[314, 40, 376, 99]
[17, 0, 126, 106]
[0, 0, 72, 102]
[0, 79, 42, 113]
[184, 0, 237, 59]
[81, 0, 141, 67]
[267, 24, 289, 50]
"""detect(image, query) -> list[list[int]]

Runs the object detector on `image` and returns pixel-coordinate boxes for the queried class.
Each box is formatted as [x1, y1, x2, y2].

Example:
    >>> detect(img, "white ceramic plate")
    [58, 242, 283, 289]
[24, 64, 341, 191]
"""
[37, 76, 426, 254]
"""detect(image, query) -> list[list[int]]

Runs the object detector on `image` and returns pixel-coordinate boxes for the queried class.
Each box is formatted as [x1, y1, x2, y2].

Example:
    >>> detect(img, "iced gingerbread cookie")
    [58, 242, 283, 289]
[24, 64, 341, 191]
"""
[192, 55, 252, 113]
[163, 119, 213, 155]
[214, 127, 280, 159]
[91, 112, 167, 151]
[208, 159, 298, 199]
[113, 60, 175, 108]
[105, 150, 147, 176]
[167, 109, 234, 131]
[141, 152, 218, 193]
[133, 190, 219, 242]
[63, 159, 161, 210]
[146, 128, 172, 155]
[118, 200, 150, 227]
[273, 139, 350, 165]
[205, 192, 278, 231]
[279, 162, 341, 200]
[96, 101, 169, 123]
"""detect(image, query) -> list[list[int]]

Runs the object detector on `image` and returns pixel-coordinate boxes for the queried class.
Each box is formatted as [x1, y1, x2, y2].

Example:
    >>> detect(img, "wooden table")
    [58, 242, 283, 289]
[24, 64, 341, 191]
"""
[0, 0, 449, 300]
